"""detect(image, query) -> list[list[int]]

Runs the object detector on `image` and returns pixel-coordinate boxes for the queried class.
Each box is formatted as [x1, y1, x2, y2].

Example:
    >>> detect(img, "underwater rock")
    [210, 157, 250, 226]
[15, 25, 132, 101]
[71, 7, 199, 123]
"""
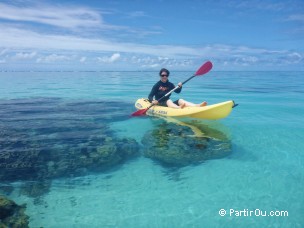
[0, 132, 139, 181]
[0, 98, 140, 182]
[0, 195, 29, 228]
[142, 122, 231, 167]
[47, 137, 140, 176]
[0, 129, 42, 181]
[91, 137, 140, 171]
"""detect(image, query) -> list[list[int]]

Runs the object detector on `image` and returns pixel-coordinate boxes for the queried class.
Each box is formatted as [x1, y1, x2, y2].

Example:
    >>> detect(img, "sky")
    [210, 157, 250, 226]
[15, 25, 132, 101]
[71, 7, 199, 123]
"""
[0, 0, 303, 71]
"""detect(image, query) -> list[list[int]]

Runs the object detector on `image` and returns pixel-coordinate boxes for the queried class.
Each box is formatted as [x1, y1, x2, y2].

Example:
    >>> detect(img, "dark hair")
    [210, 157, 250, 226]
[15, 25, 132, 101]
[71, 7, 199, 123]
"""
[159, 68, 170, 76]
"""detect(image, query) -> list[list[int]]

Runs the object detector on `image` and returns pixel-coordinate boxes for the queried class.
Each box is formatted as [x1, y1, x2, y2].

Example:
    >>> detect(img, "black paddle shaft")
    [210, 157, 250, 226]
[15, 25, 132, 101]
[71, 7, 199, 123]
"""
[182, 75, 196, 85]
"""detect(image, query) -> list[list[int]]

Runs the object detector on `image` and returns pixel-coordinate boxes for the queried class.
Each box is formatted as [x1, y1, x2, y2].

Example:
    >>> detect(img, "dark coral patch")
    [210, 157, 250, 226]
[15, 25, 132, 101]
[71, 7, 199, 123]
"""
[0, 195, 29, 227]
[0, 98, 139, 182]
[142, 122, 231, 167]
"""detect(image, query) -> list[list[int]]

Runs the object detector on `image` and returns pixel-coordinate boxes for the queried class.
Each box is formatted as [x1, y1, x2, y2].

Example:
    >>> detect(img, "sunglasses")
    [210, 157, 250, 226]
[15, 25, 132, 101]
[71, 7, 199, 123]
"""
[160, 74, 168, 77]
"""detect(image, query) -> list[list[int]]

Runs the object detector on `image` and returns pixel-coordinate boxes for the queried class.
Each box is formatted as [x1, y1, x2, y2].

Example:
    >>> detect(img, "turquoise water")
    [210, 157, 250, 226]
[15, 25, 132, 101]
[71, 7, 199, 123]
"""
[0, 71, 303, 227]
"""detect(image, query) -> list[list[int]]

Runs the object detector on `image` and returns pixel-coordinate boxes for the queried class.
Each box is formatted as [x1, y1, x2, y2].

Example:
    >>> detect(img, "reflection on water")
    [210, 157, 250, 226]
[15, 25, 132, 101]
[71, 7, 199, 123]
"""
[142, 118, 232, 167]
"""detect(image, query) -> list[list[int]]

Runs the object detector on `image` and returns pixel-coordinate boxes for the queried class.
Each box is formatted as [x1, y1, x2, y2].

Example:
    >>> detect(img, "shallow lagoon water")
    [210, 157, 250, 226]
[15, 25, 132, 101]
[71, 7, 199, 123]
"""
[0, 71, 303, 227]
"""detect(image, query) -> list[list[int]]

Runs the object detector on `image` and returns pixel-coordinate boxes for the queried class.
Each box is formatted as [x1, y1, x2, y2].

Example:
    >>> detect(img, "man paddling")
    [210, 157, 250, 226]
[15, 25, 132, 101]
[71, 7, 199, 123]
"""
[148, 68, 207, 109]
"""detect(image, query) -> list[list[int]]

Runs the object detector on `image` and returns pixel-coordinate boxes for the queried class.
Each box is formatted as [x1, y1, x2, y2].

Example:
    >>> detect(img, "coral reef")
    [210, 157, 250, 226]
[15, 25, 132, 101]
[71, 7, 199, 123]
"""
[142, 122, 231, 167]
[0, 195, 29, 228]
[0, 129, 139, 181]
[0, 98, 140, 182]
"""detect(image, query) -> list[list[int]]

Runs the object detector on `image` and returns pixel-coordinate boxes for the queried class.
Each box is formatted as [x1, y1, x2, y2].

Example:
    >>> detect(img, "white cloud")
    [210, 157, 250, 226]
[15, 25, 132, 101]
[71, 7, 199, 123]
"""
[286, 14, 304, 22]
[0, 49, 9, 56]
[80, 57, 87, 63]
[141, 63, 160, 69]
[233, 1, 285, 11]
[1, 24, 301, 69]
[13, 51, 37, 60]
[36, 54, 71, 63]
[109, 53, 120, 62]
[127, 11, 147, 18]
[234, 56, 259, 66]
[0, 2, 153, 36]
[0, 26, 201, 57]
[0, 2, 302, 70]
[97, 53, 121, 63]
[128, 55, 194, 69]
[286, 52, 302, 63]
[0, 2, 102, 30]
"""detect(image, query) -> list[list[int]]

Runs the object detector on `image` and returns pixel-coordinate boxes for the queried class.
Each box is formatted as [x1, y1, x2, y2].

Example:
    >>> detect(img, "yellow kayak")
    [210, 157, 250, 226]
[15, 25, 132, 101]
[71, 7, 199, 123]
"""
[134, 98, 236, 120]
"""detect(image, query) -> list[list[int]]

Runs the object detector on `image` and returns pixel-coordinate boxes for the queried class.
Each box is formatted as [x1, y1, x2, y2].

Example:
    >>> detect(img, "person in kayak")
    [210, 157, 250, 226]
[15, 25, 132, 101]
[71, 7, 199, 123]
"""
[148, 68, 207, 109]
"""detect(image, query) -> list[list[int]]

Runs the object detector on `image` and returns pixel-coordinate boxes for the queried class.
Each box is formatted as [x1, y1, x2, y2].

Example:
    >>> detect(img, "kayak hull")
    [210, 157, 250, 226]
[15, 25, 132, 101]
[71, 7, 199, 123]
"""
[134, 98, 235, 120]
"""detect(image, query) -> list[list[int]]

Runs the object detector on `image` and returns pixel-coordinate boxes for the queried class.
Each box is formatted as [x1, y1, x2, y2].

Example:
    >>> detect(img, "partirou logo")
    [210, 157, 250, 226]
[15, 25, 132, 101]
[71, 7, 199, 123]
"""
[219, 209, 226, 216]
[219, 209, 288, 217]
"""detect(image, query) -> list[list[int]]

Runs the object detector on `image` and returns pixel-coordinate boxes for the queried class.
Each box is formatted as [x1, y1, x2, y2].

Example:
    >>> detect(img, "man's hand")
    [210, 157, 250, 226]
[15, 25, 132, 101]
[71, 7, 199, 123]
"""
[152, 100, 159, 105]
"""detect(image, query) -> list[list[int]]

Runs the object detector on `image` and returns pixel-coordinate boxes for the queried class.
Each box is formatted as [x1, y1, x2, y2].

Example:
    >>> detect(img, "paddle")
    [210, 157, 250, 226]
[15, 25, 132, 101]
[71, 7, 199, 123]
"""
[131, 61, 213, 117]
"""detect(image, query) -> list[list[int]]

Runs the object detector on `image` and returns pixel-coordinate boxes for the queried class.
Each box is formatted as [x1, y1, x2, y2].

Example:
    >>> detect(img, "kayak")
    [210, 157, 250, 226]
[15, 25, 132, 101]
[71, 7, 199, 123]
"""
[134, 98, 236, 120]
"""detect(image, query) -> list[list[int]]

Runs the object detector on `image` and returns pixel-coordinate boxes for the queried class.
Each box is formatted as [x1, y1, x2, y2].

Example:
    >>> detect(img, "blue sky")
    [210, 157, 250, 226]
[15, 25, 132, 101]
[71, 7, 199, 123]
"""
[0, 0, 303, 71]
